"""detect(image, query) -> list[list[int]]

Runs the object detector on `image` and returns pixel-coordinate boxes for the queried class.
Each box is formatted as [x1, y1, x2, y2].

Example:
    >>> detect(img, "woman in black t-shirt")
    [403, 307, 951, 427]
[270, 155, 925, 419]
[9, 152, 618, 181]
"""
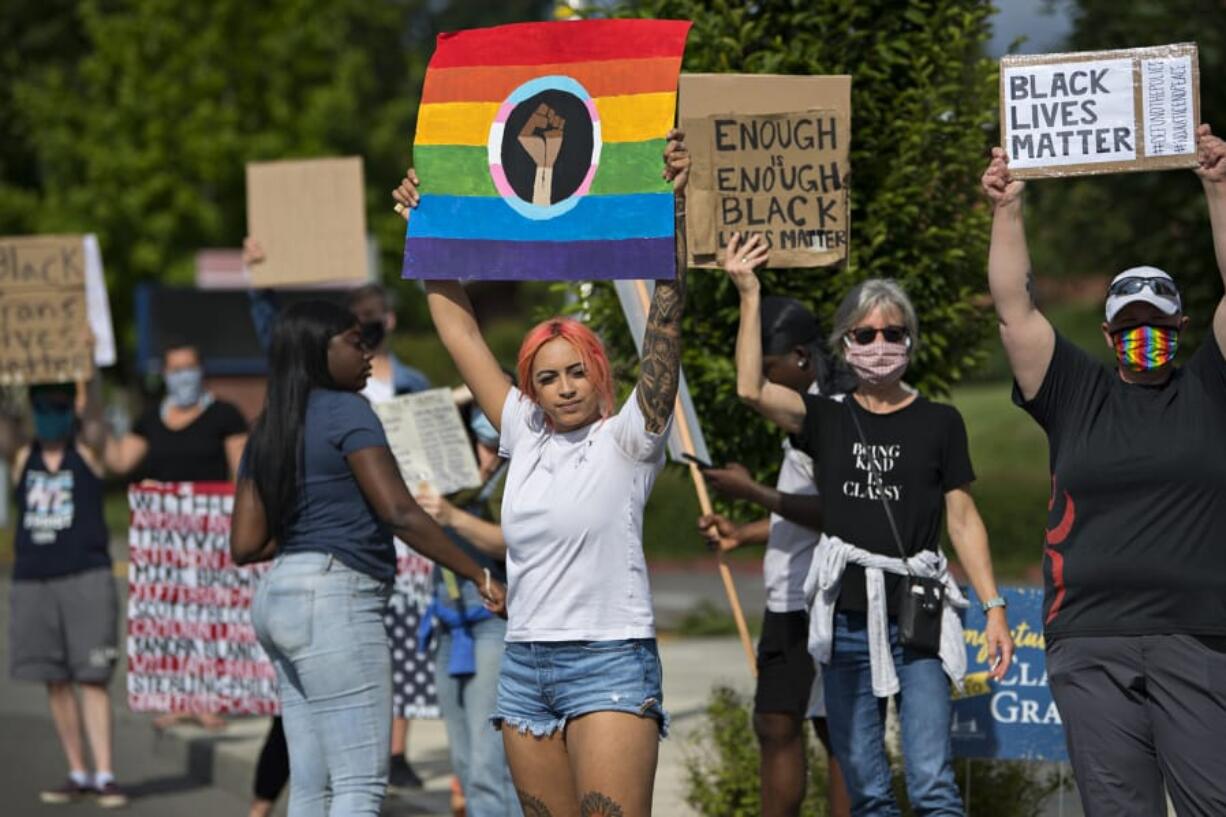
[982, 124, 1226, 816]
[106, 341, 247, 482]
[105, 340, 247, 730]
[717, 235, 1014, 817]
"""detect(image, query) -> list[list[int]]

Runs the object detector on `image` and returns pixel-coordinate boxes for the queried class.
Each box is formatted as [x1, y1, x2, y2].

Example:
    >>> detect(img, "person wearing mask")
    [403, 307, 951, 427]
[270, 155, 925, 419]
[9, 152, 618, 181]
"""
[8, 380, 127, 808]
[230, 300, 505, 817]
[104, 339, 246, 730]
[980, 124, 1226, 816]
[695, 293, 853, 817]
[416, 399, 520, 816]
[718, 235, 1014, 817]
[391, 129, 688, 817]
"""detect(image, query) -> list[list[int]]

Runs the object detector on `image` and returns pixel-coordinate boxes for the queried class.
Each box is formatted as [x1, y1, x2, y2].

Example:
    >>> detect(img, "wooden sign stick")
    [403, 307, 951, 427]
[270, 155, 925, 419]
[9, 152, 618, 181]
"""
[630, 279, 757, 677]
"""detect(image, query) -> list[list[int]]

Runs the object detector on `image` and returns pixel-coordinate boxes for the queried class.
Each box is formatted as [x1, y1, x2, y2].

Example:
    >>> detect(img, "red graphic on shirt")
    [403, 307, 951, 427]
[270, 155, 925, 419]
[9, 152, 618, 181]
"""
[1044, 476, 1076, 624]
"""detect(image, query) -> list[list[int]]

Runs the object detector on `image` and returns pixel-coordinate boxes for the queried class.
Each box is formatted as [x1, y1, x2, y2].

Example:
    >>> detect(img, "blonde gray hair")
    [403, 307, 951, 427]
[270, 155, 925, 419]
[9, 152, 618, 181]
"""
[828, 278, 920, 355]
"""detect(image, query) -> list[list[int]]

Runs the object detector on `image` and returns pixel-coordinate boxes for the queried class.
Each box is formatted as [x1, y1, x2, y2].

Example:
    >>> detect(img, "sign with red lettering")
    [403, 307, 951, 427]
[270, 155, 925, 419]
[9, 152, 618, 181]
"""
[1000, 43, 1199, 178]
[126, 482, 278, 715]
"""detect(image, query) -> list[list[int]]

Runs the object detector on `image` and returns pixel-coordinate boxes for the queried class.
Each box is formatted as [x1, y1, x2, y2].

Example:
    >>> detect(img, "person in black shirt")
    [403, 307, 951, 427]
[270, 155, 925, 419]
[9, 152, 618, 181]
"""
[982, 124, 1226, 816]
[106, 340, 247, 482]
[718, 235, 1014, 817]
[8, 381, 127, 808]
[106, 339, 247, 730]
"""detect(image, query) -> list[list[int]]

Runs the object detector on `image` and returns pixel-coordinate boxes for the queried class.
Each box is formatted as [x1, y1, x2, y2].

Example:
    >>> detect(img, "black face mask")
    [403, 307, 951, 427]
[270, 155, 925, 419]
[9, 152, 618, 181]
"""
[359, 320, 386, 350]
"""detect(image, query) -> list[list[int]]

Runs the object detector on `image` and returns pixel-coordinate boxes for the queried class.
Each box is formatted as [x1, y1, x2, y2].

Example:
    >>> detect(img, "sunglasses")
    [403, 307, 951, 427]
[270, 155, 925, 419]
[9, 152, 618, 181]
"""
[1108, 276, 1180, 299]
[846, 325, 908, 346]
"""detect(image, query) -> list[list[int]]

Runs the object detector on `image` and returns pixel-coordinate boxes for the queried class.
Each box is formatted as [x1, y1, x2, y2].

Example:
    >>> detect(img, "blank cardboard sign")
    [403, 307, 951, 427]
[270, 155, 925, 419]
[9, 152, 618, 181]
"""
[1000, 43, 1200, 179]
[245, 157, 368, 286]
[0, 235, 93, 385]
[679, 73, 852, 269]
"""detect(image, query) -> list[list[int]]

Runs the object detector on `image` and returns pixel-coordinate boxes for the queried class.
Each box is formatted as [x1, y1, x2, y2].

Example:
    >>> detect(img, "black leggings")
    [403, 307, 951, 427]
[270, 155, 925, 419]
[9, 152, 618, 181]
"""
[253, 717, 290, 801]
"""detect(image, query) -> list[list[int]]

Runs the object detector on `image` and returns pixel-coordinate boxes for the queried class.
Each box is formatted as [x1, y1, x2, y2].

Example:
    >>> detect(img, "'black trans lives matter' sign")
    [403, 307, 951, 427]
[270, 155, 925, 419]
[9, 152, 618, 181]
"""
[1001, 43, 1199, 178]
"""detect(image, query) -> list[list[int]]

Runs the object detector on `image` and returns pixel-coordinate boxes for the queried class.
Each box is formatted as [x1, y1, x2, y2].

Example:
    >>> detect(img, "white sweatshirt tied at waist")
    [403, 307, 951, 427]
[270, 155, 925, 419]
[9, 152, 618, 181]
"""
[803, 534, 969, 701]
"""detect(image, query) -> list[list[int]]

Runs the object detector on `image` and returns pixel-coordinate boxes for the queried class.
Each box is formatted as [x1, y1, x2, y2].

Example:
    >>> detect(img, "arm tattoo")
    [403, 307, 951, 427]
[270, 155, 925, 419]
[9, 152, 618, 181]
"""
[636, 196, 688, 434]
[579, 791, 626, 817]
[1025, 267, 1037, 308]
[517, 789, 553, 817]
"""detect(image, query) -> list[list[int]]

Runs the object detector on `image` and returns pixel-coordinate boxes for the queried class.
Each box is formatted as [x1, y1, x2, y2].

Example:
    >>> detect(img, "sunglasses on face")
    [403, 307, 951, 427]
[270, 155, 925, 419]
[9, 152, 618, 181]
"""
[846, 325, 908, 345]
[1108, 276, 1180, 299]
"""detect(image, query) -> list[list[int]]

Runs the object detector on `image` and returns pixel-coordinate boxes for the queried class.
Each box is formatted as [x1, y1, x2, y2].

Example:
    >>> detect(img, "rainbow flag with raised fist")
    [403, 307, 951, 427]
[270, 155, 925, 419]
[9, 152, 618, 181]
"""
[403, 19, 691, 281]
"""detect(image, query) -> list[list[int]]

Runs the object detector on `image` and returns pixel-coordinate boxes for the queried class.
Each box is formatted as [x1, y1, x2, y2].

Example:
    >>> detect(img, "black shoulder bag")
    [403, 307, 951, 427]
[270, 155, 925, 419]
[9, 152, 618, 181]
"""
[846, 400, 943, 653]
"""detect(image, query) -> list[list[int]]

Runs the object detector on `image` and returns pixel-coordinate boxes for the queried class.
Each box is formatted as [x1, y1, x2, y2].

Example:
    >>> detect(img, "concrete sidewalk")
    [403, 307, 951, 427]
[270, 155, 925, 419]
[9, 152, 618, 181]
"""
[158, 636, 753, 816]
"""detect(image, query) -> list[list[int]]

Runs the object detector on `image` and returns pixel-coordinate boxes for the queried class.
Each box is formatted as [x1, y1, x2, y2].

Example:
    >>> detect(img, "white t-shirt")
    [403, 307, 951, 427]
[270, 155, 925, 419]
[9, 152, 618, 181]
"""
[498, 386, 668, 642]
[763, 383, 831, 613]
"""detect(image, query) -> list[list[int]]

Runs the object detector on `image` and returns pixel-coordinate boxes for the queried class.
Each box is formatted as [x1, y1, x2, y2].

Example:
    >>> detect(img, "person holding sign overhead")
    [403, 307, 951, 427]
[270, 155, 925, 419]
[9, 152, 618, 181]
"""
[981, 124, 1226, 816]
[719, 235, 1014, 817]
[8, 377, 127, 808]
[392, 130, 689, 817]
[695, 293, 853, 817]
[229, 300, 505, 817]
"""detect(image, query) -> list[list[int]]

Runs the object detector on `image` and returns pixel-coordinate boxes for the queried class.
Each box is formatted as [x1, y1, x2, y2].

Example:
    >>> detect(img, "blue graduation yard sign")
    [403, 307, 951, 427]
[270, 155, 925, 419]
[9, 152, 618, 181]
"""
[952, 586, 1067, 762]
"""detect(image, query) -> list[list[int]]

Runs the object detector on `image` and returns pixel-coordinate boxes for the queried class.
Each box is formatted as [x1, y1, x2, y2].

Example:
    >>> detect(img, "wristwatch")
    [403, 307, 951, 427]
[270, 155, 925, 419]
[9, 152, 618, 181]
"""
[981, 595, 1007, 613]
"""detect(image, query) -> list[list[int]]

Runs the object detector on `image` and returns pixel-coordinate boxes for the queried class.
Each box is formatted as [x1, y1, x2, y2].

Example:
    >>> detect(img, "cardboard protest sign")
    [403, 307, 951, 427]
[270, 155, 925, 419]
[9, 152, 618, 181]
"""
[373, 388, 482, 496]
[951, 587, 1067, 761]
[1001, 43, 1199, 178]
[613, 278, 711, 466]
[403, 19, 690, 281]
[245, 156, 369, 286]
[127, 482, 279, 715]
[679, 74, 851, 268]
[0, 235, 93, 385]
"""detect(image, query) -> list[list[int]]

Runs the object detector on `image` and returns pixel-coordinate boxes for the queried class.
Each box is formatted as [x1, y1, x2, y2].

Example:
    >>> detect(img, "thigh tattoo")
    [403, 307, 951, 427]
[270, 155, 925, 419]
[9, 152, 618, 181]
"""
[579, 791, 626, 817]
[517, 789, 553, 817]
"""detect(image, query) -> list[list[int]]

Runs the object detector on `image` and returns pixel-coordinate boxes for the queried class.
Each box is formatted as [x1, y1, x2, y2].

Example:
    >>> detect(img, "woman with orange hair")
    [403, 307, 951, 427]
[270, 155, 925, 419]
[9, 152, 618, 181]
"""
[392, 129, 689, 817]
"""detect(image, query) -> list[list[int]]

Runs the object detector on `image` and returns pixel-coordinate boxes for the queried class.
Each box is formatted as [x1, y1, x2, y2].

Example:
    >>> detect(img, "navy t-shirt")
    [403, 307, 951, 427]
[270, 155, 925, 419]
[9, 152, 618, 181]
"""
[13, 441, 112, 581]
[279, 390, 395, 581]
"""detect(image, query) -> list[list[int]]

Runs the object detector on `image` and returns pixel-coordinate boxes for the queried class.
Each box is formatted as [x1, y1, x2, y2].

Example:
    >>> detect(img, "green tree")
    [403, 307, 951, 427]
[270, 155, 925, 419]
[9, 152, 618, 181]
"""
[582, 0, 999, 483]
[5, 0, 549, 354]
[1028, 1, 1226, 348]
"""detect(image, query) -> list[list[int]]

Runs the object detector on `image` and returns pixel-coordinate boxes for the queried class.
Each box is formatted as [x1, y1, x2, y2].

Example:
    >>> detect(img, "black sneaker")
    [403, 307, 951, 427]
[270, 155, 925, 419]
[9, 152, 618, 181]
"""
[388, 756, 423, 789]
[39, 779, 92, 804]
[95, 781, 129, 809]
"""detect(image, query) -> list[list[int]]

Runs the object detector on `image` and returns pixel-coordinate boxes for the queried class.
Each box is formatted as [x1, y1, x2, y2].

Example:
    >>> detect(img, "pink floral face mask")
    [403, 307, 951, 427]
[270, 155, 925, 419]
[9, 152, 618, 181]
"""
[843, 337, 910, 386]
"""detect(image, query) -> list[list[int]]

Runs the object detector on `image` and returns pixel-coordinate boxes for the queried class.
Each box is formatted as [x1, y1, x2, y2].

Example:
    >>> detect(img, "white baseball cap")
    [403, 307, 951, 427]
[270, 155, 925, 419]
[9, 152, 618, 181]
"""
[1104, 266, 1182, 323]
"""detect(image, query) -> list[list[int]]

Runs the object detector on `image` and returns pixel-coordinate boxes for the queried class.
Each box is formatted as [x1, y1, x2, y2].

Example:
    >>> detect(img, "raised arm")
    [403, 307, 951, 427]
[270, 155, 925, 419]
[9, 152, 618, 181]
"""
[393, 169, 511, 430]
[725, 234, 807, 434]
[636, 129, 689, 433]
[1195, 124, 1226, 351]
[982, 148, 1055, 401]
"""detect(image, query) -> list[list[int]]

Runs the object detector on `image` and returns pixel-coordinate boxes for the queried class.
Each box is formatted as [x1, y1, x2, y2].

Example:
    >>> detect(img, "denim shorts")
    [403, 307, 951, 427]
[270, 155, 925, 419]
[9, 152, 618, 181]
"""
[491, 639, 669, 739]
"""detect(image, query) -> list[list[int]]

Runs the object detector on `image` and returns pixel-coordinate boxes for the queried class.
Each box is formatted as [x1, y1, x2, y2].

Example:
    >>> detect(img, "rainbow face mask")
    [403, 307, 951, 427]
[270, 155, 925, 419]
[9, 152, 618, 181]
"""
[1112, 325, 1179, 372]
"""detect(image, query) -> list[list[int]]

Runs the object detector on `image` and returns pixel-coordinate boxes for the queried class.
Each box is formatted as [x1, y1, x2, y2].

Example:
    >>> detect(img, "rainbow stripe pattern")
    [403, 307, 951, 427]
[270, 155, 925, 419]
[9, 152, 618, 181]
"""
[1113, 325, 1180, 371]
[404, 19, 691, 281]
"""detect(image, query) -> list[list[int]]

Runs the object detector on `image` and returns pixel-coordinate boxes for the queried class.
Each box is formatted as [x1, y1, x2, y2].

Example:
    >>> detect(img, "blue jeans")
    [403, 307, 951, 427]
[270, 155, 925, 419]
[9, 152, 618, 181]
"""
[823, 612, 963, 817]
[252, 552, 393, 817]
[434, 600, 521, 817]
[493, 639, 669, 738]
